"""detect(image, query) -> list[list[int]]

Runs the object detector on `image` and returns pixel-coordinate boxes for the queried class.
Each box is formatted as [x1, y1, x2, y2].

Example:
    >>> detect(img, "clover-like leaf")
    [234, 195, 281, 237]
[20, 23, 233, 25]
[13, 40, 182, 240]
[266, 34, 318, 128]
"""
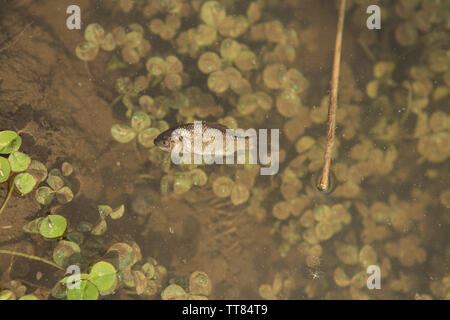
[56, 186, 74, 204]
[61, 162, 73, 176]
[39, 215, 67, 239]
[138, 127, 160, 147]
[88, 261, 117, 295]
[67, 279, 99, 300]
[8, 151, 31, 172]
[110, 205, 125, 220]
[106, 243, 136, 270]
[0, 131, 21, 154]
[111, 124, 136, 143]
[0, 156, 11, 183]
[97, 205, 112, 219]
[91, 219, 107, 236]
[35, 186, 55, 205]
[23, 217, 44, 234]
[0, 290, 15, 300]
[14, 172, 37, 195]
[27, 160, 48, 183]
[131, 111, 151, 132]
[53, 240, 81, 268]
[47, 174, 64, 191]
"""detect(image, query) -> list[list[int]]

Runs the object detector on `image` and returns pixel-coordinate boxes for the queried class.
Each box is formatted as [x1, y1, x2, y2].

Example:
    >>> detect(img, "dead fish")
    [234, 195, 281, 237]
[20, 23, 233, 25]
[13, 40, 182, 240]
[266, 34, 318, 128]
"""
[154, 121, 253, 157]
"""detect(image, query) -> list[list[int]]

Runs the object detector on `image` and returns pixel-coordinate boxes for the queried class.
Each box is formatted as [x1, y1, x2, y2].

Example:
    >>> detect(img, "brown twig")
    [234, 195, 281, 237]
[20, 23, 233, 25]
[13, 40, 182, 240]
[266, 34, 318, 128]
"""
[0, 22, 33, 53]
[317, 0, 346, 192]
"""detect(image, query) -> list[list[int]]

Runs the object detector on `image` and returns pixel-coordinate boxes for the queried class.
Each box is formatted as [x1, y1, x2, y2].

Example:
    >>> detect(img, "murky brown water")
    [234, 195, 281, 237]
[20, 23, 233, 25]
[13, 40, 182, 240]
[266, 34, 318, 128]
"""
[0, 0, 449, 300]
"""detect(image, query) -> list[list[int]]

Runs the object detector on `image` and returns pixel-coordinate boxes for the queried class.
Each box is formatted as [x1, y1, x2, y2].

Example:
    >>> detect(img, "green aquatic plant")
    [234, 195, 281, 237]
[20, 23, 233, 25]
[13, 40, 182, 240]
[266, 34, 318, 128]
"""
[160, 168, 208, 196]
[23, 214, 68, 239]
[91, 204, 125, 236]
[56, 261, 118, 300]
[35, 167, 74, 206]
[111, 111, 161, 148]
[0, 130, 48, 217]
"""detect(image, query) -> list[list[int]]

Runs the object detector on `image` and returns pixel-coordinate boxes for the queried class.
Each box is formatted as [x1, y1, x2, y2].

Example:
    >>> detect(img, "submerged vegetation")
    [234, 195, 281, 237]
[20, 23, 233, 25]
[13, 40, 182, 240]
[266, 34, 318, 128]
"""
[0, 0, 449, 300]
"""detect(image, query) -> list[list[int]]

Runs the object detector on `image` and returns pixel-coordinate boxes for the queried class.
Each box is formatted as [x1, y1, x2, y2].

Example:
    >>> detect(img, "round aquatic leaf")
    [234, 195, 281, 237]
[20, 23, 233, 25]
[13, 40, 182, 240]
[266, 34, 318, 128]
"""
[23, 217, 44, 234]
[97, 205, 112, 219]
[106, 243, 135, 270]
[66, 231, 84, 245]
[131, 111, 151, 132]
[19, 295, 38, 300]
[27, 160, 48, 183]
[49, 168, 64, 179]
[14, 172, 37, 195]
[161, 284, 187, 300]
[77, 221, 93, 233]
[0, 290, 15, 300]
[132, 270, 146, 295]
[190, 169, 208, 186]
[8, 151, 31, 172]
[88, 261, 117, 294]
[61, 162, 73, 176]
[47, 174, 64, 191]
[39, 215, 67, 239]
[53, 240, 81, 267]
[56, 186, 74, 204]
[110, 205, 125, 220]
[67, 280, 99, 300]
[35, 186, 55, 205]
[138, 127, 160, 147]
[91, 219, 107, 236]
[0, 156, 11, 183]
[0, 131, 21, 154]
[111, 124, 136, 143]
[141, 262, 156, 279]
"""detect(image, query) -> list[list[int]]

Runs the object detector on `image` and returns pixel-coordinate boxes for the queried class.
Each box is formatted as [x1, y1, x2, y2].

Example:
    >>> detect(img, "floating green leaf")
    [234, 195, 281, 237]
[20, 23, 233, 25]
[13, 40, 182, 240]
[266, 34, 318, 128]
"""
[110, 205, 125, 220]
[131, 111, 151, 132]
[111, 124, 136, 143]
[53, 240, 81, 267]
[97, 205, 112, 219]
[47, 174, 64, 191]
[0, 156, 11, 183]
[0, 290, 15, 300]
[14, 172, 37, 195]
[39, 215, 67, 239]
[56, 186, 74, 204]
[27, 160, 48, 183]
[190, 169, 208, 186]
[106, 243, 136, 270]
[19, 295, 38, 300]
[8, 151, 31, 172]
[61, 162, 73, 176]
[66, 231, 84, 245]
[23, 217, 44, 233]
[161, 284, 187, 300]
[88, 261, 117, 294]
[0, 131, 21, 154]
[91, 219, 107, 236]
[138, 127, 160, 147]
[35, 186, 54, 205]
[67, 280, 98, 300]
[77, 221, 93, 233]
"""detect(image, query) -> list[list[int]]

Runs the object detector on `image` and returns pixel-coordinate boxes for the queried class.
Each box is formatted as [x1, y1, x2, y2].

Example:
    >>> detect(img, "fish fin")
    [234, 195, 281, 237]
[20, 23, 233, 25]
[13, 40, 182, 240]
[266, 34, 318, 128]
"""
[204, 122, 229, 132]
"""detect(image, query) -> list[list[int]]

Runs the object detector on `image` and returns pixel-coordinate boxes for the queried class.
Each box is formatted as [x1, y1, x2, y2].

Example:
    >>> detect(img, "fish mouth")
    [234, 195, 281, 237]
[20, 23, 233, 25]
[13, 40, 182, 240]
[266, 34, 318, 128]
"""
[154, 137, 171, 152]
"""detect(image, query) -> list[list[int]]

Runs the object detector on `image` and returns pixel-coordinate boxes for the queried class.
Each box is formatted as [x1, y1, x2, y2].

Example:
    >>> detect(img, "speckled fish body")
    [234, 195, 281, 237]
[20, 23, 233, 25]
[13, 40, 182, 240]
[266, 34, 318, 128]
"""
[154, 121, 251, 156]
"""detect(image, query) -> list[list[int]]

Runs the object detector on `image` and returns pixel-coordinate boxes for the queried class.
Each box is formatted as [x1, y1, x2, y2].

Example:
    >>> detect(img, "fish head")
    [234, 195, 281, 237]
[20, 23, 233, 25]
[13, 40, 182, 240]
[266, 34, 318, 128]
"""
[154, 129, 185, 152]
[154, 131, 173, 152]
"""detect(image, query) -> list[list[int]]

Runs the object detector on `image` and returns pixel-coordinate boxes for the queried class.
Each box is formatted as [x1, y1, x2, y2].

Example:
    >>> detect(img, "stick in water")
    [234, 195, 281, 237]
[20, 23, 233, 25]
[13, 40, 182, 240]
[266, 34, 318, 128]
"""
[317, 0, 346, 192]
